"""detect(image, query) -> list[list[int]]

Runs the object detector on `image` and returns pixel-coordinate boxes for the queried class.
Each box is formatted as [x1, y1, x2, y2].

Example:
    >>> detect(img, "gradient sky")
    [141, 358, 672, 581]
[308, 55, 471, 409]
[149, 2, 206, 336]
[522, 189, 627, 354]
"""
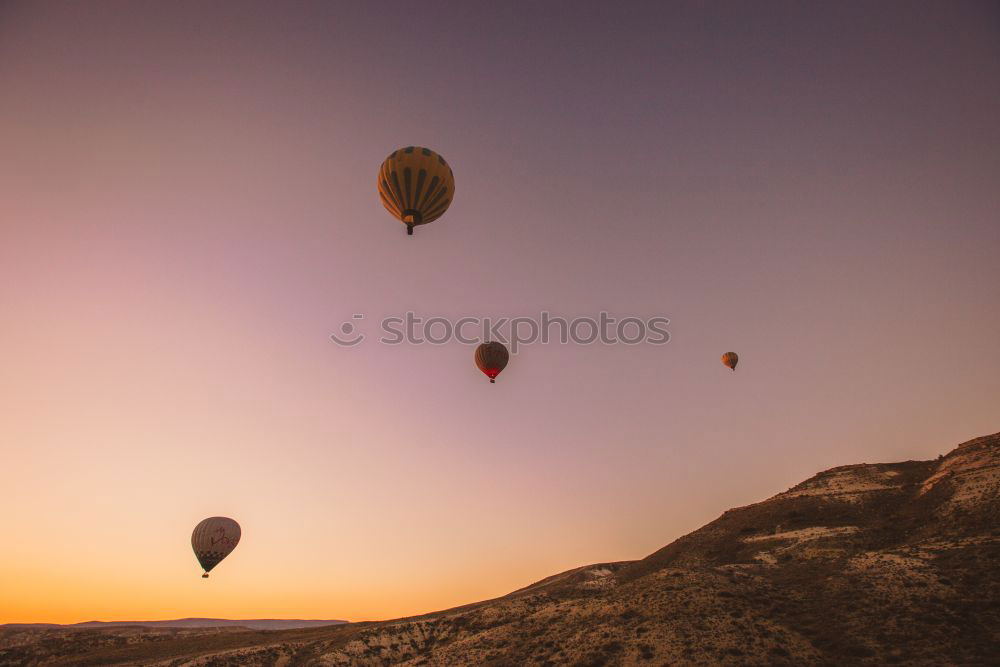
[1, 1, 998, 624]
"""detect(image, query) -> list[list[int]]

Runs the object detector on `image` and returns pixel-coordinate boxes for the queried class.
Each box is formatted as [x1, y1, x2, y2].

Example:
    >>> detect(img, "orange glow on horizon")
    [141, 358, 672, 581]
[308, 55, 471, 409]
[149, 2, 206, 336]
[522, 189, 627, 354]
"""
[2, 1, 999, 625]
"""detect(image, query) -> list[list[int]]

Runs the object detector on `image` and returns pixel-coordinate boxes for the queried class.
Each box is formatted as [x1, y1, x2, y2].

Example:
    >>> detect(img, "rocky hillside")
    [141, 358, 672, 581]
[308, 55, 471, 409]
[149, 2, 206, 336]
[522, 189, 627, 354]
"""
[3, 432, 997, 666]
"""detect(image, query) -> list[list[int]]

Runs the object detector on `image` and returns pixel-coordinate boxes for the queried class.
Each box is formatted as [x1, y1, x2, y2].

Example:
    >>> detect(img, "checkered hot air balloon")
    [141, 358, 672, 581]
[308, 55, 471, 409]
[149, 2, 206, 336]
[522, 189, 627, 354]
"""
[191, 517, 241, 578]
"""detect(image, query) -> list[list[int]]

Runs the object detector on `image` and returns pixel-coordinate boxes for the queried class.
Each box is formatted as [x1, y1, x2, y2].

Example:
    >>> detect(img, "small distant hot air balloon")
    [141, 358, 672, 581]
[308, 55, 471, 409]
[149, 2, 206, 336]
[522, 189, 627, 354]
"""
[191, 517, 241, 578]
[377, 146, 455, 235]
[721, 351, 739, 371]
[475, 342, 509, 383]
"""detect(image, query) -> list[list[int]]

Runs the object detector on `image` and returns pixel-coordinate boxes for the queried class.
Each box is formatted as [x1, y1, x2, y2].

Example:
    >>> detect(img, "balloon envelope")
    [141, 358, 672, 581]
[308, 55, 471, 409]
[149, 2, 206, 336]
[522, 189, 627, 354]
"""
[191, 517, 241, 577]
[377, 146, 455, 234]
[721, 351, 739, 371]
[475, 342, 509, 383]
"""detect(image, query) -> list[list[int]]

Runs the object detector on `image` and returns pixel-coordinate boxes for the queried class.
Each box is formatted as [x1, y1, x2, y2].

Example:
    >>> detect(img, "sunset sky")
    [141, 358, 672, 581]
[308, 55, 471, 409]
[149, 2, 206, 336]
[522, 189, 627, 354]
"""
[1, 1, 998, 624]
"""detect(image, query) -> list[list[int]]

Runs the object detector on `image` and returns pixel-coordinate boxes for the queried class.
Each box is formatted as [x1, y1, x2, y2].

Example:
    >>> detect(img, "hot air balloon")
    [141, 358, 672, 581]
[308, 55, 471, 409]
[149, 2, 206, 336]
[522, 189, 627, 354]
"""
[475, 341, 509, 383]
[191, 517, 241, 578]
[721, 351, 739, 371]
[377, 146, 455, 235]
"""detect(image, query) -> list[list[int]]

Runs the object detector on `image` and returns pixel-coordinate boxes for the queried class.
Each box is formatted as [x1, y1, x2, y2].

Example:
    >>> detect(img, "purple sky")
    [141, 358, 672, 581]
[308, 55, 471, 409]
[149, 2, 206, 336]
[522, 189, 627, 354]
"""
[1, 0, 998, 622]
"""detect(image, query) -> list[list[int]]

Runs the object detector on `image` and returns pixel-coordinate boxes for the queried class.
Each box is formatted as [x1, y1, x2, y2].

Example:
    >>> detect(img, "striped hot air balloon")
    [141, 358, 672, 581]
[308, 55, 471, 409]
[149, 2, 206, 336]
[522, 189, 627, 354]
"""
[475, 342, 509, 383]
[377, 146, 455, 235]
[721, 351, 739, 371]
[191, 517, 241, 578]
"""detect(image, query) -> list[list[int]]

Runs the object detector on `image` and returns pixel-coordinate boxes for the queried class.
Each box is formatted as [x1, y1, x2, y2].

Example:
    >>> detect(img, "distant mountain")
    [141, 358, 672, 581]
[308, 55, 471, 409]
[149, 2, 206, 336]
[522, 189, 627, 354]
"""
[2, 432, 997, 665]
[1, 618, 346, 631]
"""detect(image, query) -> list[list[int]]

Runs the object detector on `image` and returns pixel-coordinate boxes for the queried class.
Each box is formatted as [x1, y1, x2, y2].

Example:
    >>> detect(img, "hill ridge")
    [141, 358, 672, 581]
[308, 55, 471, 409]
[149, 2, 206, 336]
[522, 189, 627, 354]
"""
[2, 431, 997, 665]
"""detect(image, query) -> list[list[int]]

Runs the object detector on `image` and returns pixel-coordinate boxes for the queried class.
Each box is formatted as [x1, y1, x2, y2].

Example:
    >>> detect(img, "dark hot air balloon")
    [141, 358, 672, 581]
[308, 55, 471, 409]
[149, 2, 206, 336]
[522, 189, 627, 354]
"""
[191, 517, 241, 578]
[721, 351, 739, 371]
[475, 342, 509, 383]
[377, 146, 454, 235]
